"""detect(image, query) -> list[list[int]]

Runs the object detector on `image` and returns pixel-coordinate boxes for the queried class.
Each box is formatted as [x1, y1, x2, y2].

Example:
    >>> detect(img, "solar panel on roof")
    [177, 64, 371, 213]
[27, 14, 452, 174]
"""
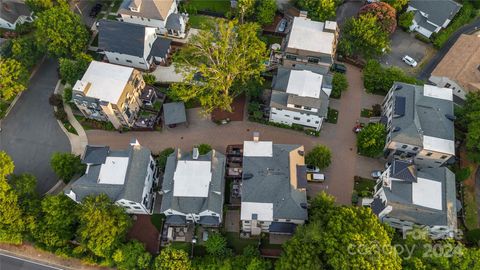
[394, 96, 406, 117]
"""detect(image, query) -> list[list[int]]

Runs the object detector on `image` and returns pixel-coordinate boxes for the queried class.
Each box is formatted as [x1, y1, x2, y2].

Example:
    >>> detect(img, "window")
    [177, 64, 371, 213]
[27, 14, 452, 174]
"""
[412, 147, 418, 151]
[129, 202, 136, 205]
[271, 112, 276, 115]
[148, 18, 151, 21]
[126, 60, 132, 63]
[307, 57, 319, 64]
[293, 117, 300, 120]
[244, 221, 250, 224]
[285, 219, 291, 222]
[124, 206, 130, 209]
[416, 158, 424, 160]
[434, 161, 441, 164]
[445, 83, 451, 88]
[286, 54, 296, 60]
[115, 57, 119, 61]
[315, 121, 319, 124]
[277, 108, 282, 111]
[441, 155, 448, 159]
[130, 15, 133, 18]
[401, 145, 407, 149]
[259, 221, 264, 224]
[149, 43, 152, 48]
[274, 219, 278, 222]
[139, 62, 145, 64]
[284, 115, 290, 117]
[294, 105, 301, 108]
[211, 213, 216, 216]
[426, 152, 432, 157]
[134, 206, 141, 209]
[304, 106, 311, 110]
[307, 119, 311, 122]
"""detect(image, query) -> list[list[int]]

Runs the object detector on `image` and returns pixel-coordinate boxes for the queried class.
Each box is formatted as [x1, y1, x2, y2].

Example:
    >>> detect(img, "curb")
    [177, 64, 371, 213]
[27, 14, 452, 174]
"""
[0, 248, 74, 270]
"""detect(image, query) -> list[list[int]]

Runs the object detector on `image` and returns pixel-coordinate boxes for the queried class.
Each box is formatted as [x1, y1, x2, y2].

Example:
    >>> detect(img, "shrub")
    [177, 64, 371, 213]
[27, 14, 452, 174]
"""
[54, 110, 68, 123]
[466, 229, 480, 246]
[63, 87, 73, 103]
[372, 104, 382, 117]
[455, 167, 471, 182]
[143, 74, 156, 85]
[331, 72, 348, 99]
[414, 33, 431, 44]
[197, 144, 212, 155]
[357, 123, 387, 157]
[49, 94, 63, 107]
[306, 145, 332, 169]
[398, 11, 414, 30]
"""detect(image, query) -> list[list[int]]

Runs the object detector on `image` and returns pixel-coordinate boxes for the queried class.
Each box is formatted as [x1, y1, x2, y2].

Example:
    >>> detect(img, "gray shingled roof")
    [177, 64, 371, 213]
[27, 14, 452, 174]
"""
[413, 11, 439, 32]
[0, 0, 31, 24]
[160, 149, 226, 217]
[83, 145, 110, 164]
[163, 102, 186, 125]
[390, 160, 417, 182]
[388, 82, 454, 146]
[241, 144, 308, 221]
[410, 0, 462, 26]
[150, 37, 171, 59]
[165, 12, 182, 31]
[98, 19, 146, 57]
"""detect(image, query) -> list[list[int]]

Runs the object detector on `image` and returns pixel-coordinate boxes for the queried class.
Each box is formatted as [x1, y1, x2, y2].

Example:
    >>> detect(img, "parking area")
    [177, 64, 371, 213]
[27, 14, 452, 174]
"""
[336, 0, 364, 27]
[380, 30, 434, 74]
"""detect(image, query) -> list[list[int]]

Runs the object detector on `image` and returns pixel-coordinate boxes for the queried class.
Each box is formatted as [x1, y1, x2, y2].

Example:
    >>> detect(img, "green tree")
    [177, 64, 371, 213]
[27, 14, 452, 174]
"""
[339, 13, 390, 59]
[382, 0, 408, 11]
[363, 60, 418, 95]
[398, 11, 414, 30]
[331, 72, 348, 98]
[237, 0, 256, 23]
[256, 0, 276, 25]
[154, 246, 191, 270]
[196, 144, 212, 155]
[359, 2, 397, 34]
[34, 1, 89, 57]
[296, 0, 338, 21]
[11, 36, 43, 69]
[0, 152, 25, 244]
[25, 0, 53, 13]
[205, 233, 228, 256]
[77, 194, 132, 259]
[143, 73, 157, 85]
[156, 147, 175, 172]
[113, 240, 152, 270]
[34, 194, 78, 250]
[171, 20, 266, 113]
[59, 53, 93, 85]
[0, 58, 29, 100]
[305, 145, 331, 169]
[357, 123, 387, 157]
[277, 192, 401, 270]
[8, 173, 40, 235]
[50, 152, 85, 183]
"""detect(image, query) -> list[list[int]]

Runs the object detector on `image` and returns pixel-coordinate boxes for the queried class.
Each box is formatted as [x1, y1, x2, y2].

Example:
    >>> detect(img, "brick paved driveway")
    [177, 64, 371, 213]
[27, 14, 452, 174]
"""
[86, 64, 384, 204]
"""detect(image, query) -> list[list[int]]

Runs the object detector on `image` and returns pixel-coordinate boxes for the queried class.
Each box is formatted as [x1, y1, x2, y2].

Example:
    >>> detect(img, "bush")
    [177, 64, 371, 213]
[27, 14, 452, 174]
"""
[432, 4, 475, 48]
[306, 145, 332, 169]
[63, 87, 72, 103]
[49, 94, 63, 107]
[197, 144, 212, 155]
[143, 74, 156, 85]
[331, 73, 348, 99]
[54, 109, 68, 122]
[414, 33, 431, 44]
[398, 11, 414, 30]
[50, 152, 85, 183]
[455, 167, 471, 182]
[363, 60, 419, 95]
[357, 123, 387, 157]
[466, 229, 480, 246]
[156, 148, 175, 172]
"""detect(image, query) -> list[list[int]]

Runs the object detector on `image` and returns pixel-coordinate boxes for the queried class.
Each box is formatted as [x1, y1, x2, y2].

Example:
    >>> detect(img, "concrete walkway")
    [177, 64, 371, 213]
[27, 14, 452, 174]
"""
[87, 64, 384, 204]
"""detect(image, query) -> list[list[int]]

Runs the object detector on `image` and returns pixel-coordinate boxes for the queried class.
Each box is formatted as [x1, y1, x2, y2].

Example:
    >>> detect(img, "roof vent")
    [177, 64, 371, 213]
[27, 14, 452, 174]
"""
[253, 131, 260, 142]
[445, 114, 456, 121]
[192, 147, 199, 159]
[243, 173, 253, 180]
[300, 203, 307, 209]
[395, 85, 403, 91]
[298, 150, 304, 156]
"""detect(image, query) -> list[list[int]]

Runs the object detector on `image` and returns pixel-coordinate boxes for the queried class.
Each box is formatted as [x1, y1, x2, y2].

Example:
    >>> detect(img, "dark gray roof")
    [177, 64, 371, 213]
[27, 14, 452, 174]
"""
[379, 167, 457, 228]
[390, 160, 417, 182]
[150, 37, 171, 59]
[241, 144, 308, 221]
[410, 0, 462, 26]
[198, 216, 220, 226]
[160, 149, 226, 216]
[269, 222, 297, 234]
[66, 144, 152, 204]
[296, 165, 308, 189]
[163, 102, 186, 125]
[98, 19, 146, 57]
[83, 145, 110, 164]
[387, 82, 454, 146]
[165, 12, 182, 31]
[371, 197, 386, 215]
[0, 0, 31, 24]
[413, 11, 439, 32]
[165, 215, 186, 225]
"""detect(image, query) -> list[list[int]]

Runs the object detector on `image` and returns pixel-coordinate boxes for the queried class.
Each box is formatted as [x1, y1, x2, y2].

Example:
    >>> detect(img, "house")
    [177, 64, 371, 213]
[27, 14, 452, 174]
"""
[98, 19, 172, 70]
[65, 139, 159, 215]
[430, 34, 480, 101]
[160, 147, 226, 227]
[407, 0, 462, 38]
[370, 159, 457, 238]
[283, 16, 338, 68]
[241, 133, 308, 235]
[163, 102, 187, 128]
[117, 0, 187, 38]
[72, 61, 145, 129]
[269, 66, 331, 131]
[0, 0, 33, 30]
[382, 82, 455, 168]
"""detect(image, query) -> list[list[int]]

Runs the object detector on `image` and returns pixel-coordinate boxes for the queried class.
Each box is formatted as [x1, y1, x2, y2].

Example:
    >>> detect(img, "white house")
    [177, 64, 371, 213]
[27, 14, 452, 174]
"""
[0, 0, 33, 30]
[240, 133, 308, 235]
[65, 139, 159, 215]
[117, 0, 187, 38]
[407, 0, 462, 38]
[370, 160, 458, 238]
[269, 66, 331, 131]
[98, 19, 171, 70]
[160, 148, 226, 227]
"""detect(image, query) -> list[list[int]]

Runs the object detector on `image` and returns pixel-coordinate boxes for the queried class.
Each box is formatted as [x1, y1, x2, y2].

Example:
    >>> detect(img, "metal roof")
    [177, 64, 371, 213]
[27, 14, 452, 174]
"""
[163, 102, 187, 125]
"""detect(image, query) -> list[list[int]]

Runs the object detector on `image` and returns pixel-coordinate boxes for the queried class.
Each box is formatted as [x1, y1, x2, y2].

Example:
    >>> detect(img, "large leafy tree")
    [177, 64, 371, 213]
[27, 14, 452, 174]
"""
[0, 58, 29, 100]
[277, 193, 401, 270]
[34, 194, 78, 250]
[34, 1, 89, 57]
[25, 0, 53, 13]
[11, 36, 44, 69]
[8, 173, 40, 235]
[0, 152, 26, 244]
[154, 246, 191, 270]
[296, 0, 339, 21]
[77, 194, 132, 259]
[357, 123, 387, 157]
[59, 53, 93, 85]
[171, 20, 266, 113]
[398, 11, 415, 30]
[113, 240, 152, 270]
[339, 13, 390, 59]
[305, 144, 331, 169]
[359, 2, 397, 34]
[237, 0, 256, 23]
[256, 0, 276, 25]
[382, 0, 408, 11]
[50, 152, 85, 183]
[363, 60, 418, 95]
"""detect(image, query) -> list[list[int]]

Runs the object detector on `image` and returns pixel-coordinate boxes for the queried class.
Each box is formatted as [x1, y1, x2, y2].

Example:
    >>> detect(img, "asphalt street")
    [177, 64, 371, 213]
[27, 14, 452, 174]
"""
[0, 58, 70, 194]
[0, 253, 63, 270]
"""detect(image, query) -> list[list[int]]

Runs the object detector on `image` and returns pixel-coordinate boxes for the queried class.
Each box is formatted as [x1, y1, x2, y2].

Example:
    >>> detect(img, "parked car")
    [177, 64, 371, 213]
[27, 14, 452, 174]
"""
[306, 165, 320, 173]
[331, 63, 347, 74]
[371, 170, 382, 179]
[307, 172, 325, 182]
[278, 19, 287, 32]
[89, 3, 102, 18]
[402, 55, 417, 67]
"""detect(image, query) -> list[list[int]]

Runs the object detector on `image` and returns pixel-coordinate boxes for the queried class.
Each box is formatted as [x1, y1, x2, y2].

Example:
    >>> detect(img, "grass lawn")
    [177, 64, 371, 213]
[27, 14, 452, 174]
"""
[183, 0, 231, 14]
[188, 14, 217, 29]
[354, 176, 376, 197]
[225, 232, 259, 254]
[464, 184, 479, 230]
[360, 108, 373, 118]
[326, 107, 338, 124]
[151, 214, 165, 231]
[169, 242, 191, 253]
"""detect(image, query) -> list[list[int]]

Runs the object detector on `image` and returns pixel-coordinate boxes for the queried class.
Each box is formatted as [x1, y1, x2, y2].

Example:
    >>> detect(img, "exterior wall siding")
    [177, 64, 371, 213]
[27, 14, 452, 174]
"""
[104, 51, 150, 70]
[269, 107, 322, 131]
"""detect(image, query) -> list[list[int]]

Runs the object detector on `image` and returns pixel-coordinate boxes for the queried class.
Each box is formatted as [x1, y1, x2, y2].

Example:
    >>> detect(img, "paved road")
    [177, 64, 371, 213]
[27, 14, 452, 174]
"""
[0, 253, 63, 270]
[0, 58, 70, 194]
[418, 18, 480, 81]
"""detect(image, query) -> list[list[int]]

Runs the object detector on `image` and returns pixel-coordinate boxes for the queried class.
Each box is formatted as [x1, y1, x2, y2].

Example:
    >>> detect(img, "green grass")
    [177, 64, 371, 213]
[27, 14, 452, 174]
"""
[464, 184, 479, 230]
[361, 108, 373, 118]
[354, 176, 376, 198]
[326, 107, 338, 124]
[225, 232, 259, 254]
[169, 242, 191, 253]
[182, 0, 231, 14]
[188, 14, 218, 29]
[151, 214, 165, 231]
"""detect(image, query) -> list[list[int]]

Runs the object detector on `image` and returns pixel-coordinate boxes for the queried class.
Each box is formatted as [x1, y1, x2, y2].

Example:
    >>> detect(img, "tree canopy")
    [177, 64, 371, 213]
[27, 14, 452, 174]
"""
[0, 58, 29, 100]
[50, 152, 85, 183]
[331, 72, 348, 98]
[296, 0, 340, 22]
[359, 2, 397, 34]
[154, 246, 191, 270]
[456, 92, 480, 162]
[305, 144, 332, 169]
[171, 20, 266, 113]
[113, 240, 152, 270]
[205, 233, 228, 256]
[25, 0, 53, 13]
[398, 11, 414, 30]
[382, 0, 408, 11]
[59, 53, 93, 85]
[11, 36, 44, 69]
[339, 13, 390, 59]
[363, 60, 418, 95]
[357, 123, 387, 157]
[34, 1, 89, 57]
[256, 0, 276, 25]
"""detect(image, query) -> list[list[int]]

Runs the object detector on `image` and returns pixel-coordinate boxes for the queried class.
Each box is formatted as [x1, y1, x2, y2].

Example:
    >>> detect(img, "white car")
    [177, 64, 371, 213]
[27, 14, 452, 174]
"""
[306, 165, 320, 173]
[278, 19, 287, 32]
[402, 55, 417, 67]
[371, 170, 382, 179]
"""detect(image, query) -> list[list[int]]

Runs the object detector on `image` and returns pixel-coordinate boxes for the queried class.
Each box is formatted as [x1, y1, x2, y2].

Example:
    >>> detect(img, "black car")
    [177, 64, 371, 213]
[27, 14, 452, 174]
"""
[89, 3, 102, 18]
[331, 63, 347, 74]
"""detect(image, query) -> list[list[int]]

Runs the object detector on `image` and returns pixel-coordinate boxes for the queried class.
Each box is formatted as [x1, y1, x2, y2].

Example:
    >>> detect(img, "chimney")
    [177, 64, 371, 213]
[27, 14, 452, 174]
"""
[192, 147, 199, 160]
[130, 138, 140, 147]
[299, 10, 308, 18]
[253, 131, 260, 142]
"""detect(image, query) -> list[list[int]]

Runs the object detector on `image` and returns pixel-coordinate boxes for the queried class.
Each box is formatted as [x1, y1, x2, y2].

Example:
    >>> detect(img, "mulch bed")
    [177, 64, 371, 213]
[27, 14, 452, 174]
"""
[211, 94, 245, 122]
[127, 215, 160, 254]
